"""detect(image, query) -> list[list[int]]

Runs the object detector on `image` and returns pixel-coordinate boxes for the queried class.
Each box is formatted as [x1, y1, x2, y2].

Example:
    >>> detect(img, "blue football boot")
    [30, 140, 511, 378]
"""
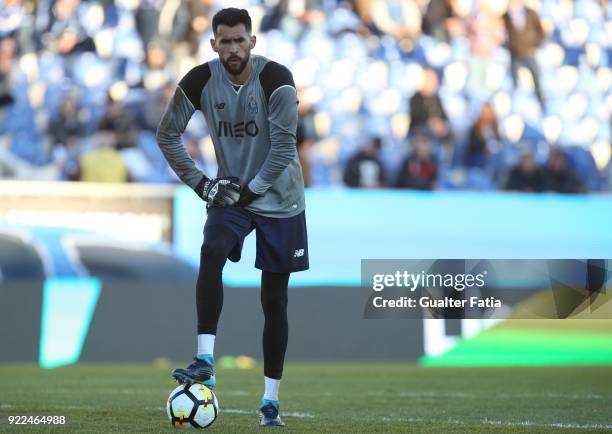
[259, 400, 284, 427]
[172, 356, 216, 388]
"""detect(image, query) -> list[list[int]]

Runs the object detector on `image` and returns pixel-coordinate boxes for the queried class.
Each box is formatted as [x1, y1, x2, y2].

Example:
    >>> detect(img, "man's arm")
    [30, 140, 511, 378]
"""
[530, 9, 545, 48]
[156, 64, 211, 192]
[248, 62, 298, 195]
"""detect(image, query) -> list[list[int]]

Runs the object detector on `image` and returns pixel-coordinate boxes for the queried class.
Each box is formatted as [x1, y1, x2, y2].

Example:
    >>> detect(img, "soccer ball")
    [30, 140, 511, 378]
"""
[166, 383, 219, 429]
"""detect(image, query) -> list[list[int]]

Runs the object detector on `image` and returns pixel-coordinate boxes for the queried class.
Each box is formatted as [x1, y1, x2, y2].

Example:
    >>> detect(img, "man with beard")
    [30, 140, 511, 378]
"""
[156, 8, 308, 427]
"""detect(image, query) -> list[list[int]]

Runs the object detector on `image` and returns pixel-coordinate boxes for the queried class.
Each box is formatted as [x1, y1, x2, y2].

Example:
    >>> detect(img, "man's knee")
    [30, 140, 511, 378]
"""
[201, 226, 237, 268]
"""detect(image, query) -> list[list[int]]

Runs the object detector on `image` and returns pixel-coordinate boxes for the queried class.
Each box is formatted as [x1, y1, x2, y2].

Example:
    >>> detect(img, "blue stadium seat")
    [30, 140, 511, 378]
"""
[565, 146, 601, 191]
[10, 130, 48, 166]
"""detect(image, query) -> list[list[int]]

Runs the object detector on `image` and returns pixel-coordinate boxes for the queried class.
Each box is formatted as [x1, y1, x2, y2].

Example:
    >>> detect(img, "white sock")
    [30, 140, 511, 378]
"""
[263, 376, 281, 402]
[197, 334, 215, 358]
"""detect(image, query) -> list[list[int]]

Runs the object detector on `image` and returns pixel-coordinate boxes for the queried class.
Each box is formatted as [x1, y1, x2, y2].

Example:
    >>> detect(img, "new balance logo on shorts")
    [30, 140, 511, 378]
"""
[293, 249, 304, 258]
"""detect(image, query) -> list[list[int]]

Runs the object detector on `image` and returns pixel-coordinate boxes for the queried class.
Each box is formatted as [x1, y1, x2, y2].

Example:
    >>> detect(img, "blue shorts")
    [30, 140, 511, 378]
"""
[204, 207, 309, 273]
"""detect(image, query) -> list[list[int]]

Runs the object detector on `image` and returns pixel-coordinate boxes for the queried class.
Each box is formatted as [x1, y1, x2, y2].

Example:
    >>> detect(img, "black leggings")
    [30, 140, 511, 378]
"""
[196, 225, 289, 379]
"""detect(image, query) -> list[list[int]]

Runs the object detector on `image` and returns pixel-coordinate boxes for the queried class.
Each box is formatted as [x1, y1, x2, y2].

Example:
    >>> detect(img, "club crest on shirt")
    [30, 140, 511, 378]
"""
[247, 93, 258, 114]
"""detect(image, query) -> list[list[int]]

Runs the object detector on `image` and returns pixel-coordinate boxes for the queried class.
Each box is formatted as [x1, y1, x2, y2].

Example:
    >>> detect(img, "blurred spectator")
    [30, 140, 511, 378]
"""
[468, 0, 504, 95]
[409, 68, 451, 145]
[503, 0, 545, 106]
[296, 87, 318, 187]
[146, 40, 169, 71]
[135, 0, 163, 52]
[504, 149, 543, 192]
[260, 0, 288, 33]
[369, 0, 421, 42]
[78, 131, 128, 183]
[464, 101, 500, 168]
[142, 39, 173, 90]
[421, 0, 464, 42]
[343, 137, 386, 188]
[43, 0, 95, 56]
[173, 0, 213, 55]
[0, 0, 26, 38]
[48, 94, 86, 147]
[0, 36, 16, 107]
[260, 0, 325, 38]
[396, 128, 437, 190]
[542, 149, 585, 194]
[142, 81, 174, 131]
[351, 0, 377, 35]
[98, 96, 137, 149]
[296, 120, 313, 188]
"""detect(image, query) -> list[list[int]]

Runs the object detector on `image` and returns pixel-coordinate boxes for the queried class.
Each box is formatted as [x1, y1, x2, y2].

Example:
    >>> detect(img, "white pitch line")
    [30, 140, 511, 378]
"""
[210, 408, 316, 419]
[220, 408, 252, 415]
[398, 391, 472, 398]
[52, 405, 97, 410]
[366, 391, 612, 400]
[147, 406, 315, 419]
[535, 392, 612, 400]
[378, 416, 612, 430]
[481, 419, 612, 430]
[282, 412, 315, 419]
[0, 404, 96, 410]
[0, 403, 96, 411]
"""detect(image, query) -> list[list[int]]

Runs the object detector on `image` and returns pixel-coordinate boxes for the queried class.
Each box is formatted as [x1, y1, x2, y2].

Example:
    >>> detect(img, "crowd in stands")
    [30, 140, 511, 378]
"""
[0, 0, 610, 194]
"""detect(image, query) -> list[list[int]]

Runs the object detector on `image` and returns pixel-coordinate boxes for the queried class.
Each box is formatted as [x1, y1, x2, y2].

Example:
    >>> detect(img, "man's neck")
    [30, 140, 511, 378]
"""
[225, 58, 253, 85]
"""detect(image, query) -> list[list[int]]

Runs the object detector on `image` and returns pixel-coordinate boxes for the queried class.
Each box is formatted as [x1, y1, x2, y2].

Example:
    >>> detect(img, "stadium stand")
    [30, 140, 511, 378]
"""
[0, 0, 609, 192]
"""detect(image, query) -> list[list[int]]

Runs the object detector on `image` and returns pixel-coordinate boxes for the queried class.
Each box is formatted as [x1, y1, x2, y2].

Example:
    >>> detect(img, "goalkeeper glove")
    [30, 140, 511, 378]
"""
[195, 176, 241, 207]
[235, 184, 263, 207]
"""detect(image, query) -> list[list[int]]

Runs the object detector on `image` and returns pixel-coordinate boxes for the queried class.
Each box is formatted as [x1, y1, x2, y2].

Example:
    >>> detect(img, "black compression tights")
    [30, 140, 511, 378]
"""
[261, 271, 289, 380]
[196, 226, 289, 380]
[196, 225, 236, 335]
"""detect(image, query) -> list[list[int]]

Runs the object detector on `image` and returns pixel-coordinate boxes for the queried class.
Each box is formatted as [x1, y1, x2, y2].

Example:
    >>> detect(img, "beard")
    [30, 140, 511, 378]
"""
[221, 52, 250, 76]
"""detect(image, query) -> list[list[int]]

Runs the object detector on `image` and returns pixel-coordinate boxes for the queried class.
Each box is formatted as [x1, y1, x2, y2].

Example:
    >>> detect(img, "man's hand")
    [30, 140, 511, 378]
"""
[235, 185, 263, 208]
[196, 176, 241, 207]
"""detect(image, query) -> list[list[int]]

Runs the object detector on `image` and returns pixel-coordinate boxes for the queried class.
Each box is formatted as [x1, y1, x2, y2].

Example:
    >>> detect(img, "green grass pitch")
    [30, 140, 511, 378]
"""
[0, 363, 611, 433]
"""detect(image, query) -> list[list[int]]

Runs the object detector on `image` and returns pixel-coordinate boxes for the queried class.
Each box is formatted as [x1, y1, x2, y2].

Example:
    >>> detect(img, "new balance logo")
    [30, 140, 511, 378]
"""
[293, 249, 304, 258]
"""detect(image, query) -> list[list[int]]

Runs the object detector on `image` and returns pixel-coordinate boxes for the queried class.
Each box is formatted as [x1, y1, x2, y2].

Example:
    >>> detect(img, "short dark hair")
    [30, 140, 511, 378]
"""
[212, 8, 252, 34]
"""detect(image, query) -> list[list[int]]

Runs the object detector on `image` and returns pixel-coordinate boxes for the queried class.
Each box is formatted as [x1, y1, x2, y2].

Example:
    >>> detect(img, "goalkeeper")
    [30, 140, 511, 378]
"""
[156, 7, 308, 427]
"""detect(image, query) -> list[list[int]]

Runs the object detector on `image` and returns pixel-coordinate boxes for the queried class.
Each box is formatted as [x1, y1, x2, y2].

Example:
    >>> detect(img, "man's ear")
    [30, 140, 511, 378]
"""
[210, 38, 218, 53]
[250, 35, 256, 50]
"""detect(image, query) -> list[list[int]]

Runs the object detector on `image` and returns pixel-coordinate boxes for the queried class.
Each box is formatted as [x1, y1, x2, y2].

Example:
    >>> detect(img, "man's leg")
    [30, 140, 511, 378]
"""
[259, 270, 290, 426]
[197, 225, 239, 337]
[510, 56, 520, 88]
[172, 225, 238, 385]
[523, 55, 545, 108]
[253, 210, 308, 426]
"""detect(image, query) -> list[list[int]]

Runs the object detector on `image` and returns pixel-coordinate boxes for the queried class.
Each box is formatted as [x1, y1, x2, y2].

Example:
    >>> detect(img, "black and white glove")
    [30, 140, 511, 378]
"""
[195, 176, 241, 207]
[235, 184, 263, 208]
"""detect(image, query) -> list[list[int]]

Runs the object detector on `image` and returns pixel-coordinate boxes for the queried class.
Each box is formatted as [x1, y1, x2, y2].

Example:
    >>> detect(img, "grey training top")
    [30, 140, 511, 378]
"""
[156, 55, 305, 218]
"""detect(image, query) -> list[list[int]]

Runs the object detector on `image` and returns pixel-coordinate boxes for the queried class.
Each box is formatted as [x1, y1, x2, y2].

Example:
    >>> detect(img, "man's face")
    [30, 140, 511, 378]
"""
[421, 69, 439, 96]
[549, 152, 567, 173]
[519, 153, 536, 173]
[210, 24, 256, 76]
